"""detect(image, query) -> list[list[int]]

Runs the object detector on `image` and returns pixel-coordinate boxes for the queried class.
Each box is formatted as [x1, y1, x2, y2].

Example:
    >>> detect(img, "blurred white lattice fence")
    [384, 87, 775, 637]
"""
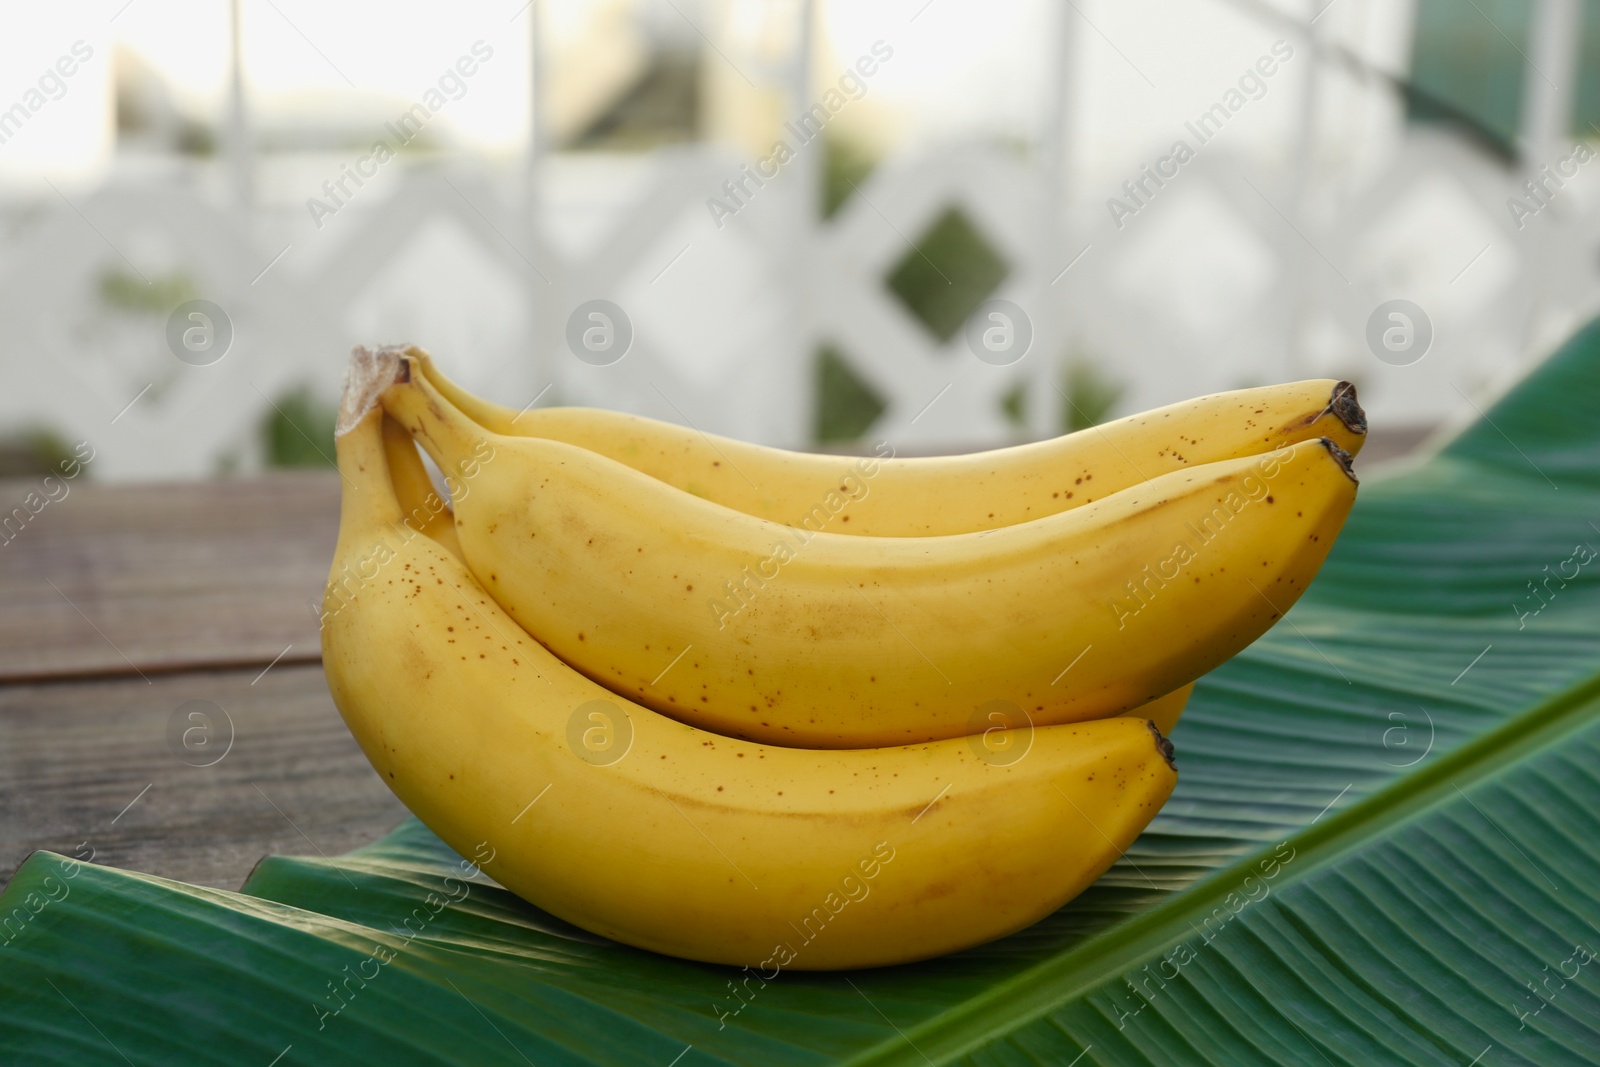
[0, 125, 1595, 480]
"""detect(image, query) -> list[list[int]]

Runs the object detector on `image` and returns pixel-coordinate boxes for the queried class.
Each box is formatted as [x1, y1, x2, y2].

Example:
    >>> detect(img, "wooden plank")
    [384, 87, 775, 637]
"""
[0, 664, 407, 892]
[0, 472, 340, 682]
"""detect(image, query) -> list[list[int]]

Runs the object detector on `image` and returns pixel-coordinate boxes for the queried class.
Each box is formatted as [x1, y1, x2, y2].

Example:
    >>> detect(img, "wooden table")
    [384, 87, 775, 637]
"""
[0, 423, 1429, 894]
[0, 471, 407, 892]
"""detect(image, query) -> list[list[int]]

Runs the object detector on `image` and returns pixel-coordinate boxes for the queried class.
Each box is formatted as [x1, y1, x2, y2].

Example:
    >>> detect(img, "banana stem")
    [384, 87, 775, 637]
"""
[380, 355, 497, 482]
[416, 350, 525, 437]
[382, 415, 462, 554]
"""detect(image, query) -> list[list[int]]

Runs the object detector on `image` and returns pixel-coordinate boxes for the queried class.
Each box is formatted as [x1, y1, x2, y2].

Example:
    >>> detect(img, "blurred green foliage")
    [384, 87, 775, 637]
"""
[1000, 381, 1027, 430]
[99, 270, 194, 315]
[0, 428, 80, 480]
[177, 121, 215, 156]
[1060, 356, 1124, 432]
[813, 345, 886, 445]
[821, 136, 875, 218]
[884, 207, 1008, 343]
[261, 386, 339, 469]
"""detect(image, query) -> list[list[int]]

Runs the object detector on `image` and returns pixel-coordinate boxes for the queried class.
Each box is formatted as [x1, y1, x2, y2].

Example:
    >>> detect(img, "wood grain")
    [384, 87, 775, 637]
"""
[0, 472, 340, 682]
[0, 664, 406, 892]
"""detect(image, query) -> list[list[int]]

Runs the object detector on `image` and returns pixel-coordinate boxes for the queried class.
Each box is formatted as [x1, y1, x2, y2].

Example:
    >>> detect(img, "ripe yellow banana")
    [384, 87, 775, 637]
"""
[381, 414, 461, 556]
[390, 396, 1200, 734]
[408, 347, 1196, 734]
[407, 346, 1364, 536]
[321, 398, 1178, 969]
[380, 354, 1358, 749]
[1124, 682, 1192, 736]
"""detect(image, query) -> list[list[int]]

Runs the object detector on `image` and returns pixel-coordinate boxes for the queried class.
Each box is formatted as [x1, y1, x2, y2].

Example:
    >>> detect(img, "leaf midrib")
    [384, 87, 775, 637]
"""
[843, 666, 1600, 1066]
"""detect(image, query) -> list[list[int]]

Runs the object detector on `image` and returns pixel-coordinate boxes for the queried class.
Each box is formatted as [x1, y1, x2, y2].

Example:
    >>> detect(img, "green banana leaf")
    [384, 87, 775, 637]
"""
[5, 319, 1600, 1065]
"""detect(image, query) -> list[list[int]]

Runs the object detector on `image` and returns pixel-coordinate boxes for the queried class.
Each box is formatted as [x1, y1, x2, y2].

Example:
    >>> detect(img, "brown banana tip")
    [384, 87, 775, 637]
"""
[1326, 381, 1367, 435]
[1147, 720, 1177, 771]
[1319, 437, 1359, 484]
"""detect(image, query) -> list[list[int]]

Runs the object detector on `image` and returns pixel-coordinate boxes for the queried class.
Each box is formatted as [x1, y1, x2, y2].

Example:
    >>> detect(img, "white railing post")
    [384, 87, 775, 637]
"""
[1031, 0, 1076, 439]
[524, 0, 559, 402]
[1520, 0, 1580, 162]
[787, 0, 820, 448]
[224, 0, 254, 210]
[1279, 3, 1324, 380]
[1518, 0, 1581, 358]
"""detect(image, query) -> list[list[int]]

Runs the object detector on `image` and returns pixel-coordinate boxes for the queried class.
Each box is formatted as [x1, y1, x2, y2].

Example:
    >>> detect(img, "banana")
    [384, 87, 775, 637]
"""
[321, 392, 1178, 969]
[380, 353, 1358, 749]
[381, 414, 461, 557]
[393, 401, 1196, 737]
[384, 360, 1195, 734]
[408, 346, 1364, 536]
[409, 347, 1195, 735]
[1124, 682, 1192, 736]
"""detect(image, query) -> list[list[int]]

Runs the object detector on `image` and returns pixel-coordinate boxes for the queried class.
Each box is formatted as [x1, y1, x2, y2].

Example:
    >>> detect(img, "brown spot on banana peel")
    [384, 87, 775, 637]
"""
[1148, 720, 1176, 770]
[1323, 380, 1366, 435]
[1319, 437, 1359, 484]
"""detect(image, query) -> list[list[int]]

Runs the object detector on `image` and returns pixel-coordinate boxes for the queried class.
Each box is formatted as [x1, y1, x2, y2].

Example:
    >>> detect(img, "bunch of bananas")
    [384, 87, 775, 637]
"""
[321, 345, 1363, 970]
